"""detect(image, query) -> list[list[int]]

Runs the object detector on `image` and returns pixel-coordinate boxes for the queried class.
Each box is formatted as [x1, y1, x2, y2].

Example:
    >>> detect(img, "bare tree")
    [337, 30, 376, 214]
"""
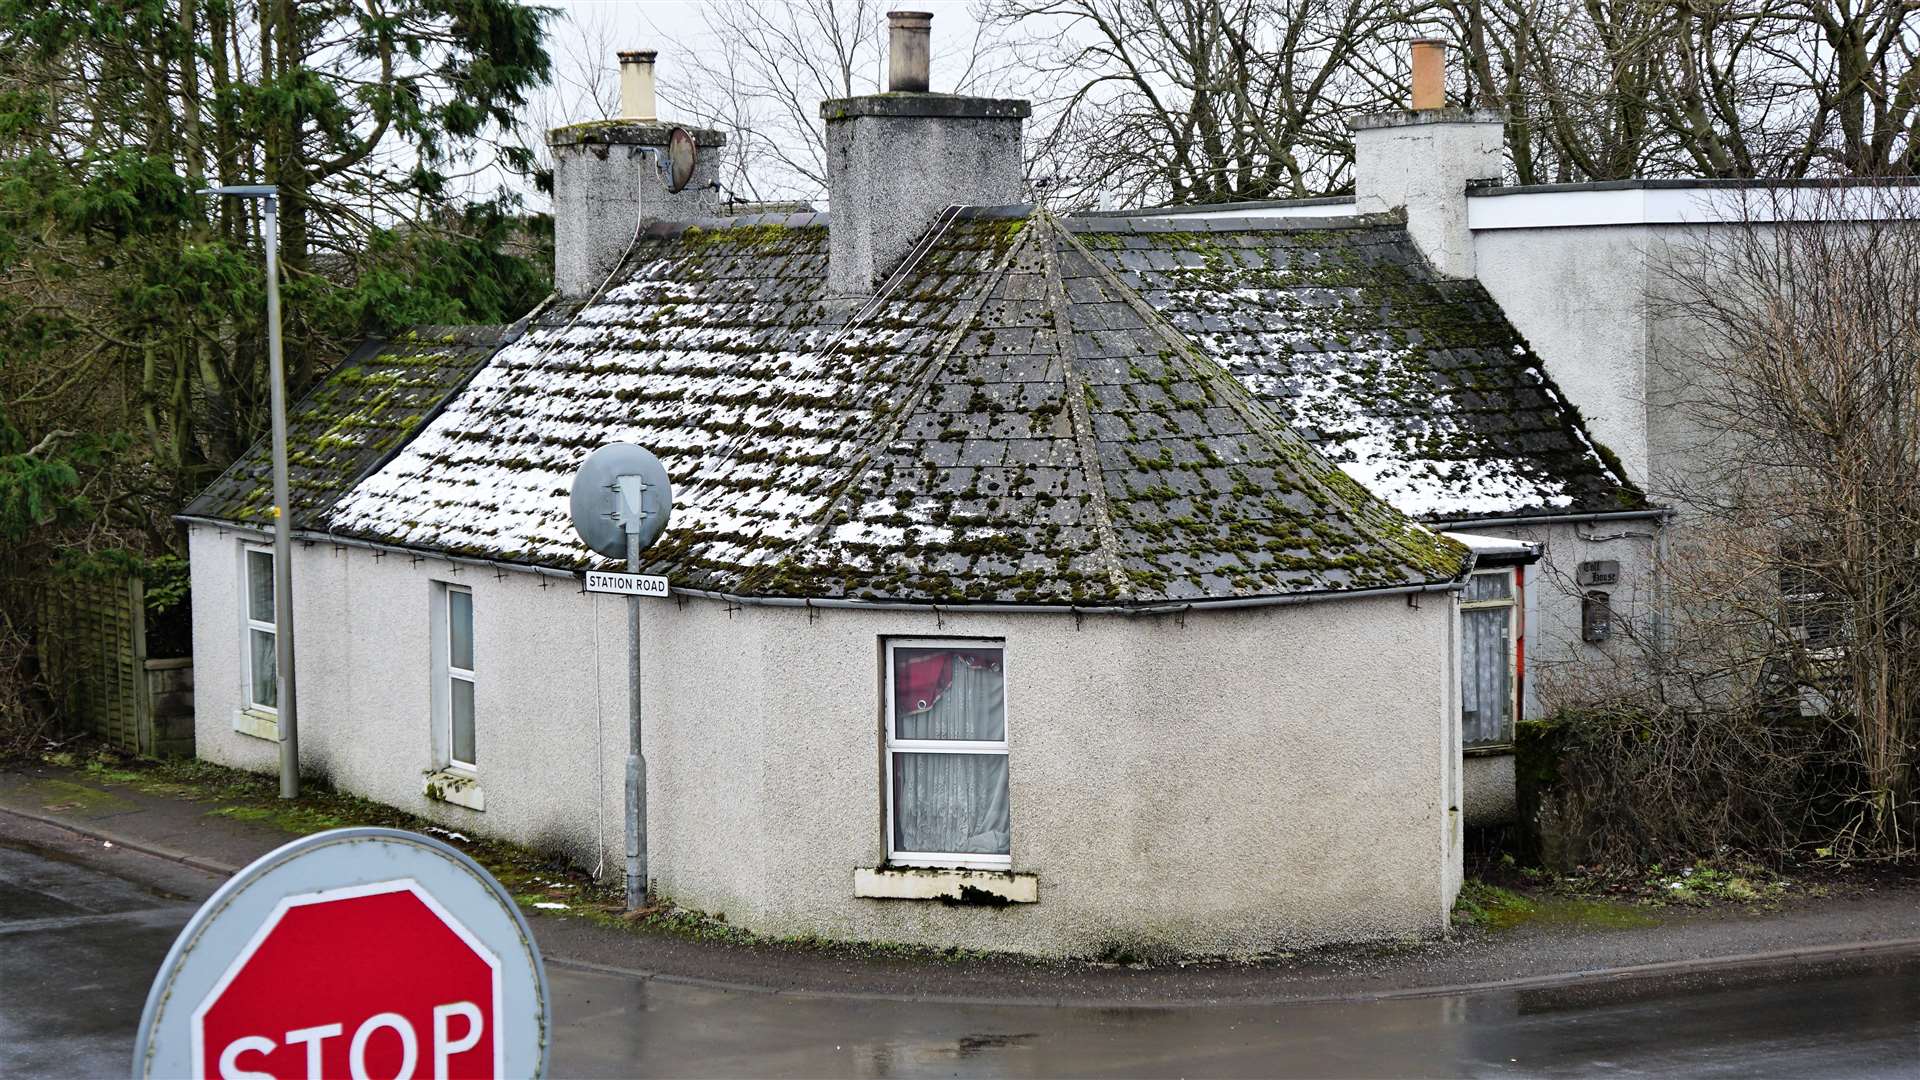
[1447, 0, 1920, 185]
[1656, 185, 1920, 853]
[1441, 0, 1666, 183]
[517, 6, 623, 195]
[651, 0, 1008, 203]
[988, 0, 1422, 208]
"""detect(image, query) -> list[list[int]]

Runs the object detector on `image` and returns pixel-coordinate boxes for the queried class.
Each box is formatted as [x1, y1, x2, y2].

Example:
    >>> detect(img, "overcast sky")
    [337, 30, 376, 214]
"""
[501, 1, 1002, 208]
[548, 0, 988, 90]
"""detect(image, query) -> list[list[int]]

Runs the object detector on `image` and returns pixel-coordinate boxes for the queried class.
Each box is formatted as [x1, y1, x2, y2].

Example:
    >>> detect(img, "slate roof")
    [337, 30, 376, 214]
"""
[320, 211, 1468, 604]
[182, 326, 505, 529]
[1066, 217, 1642, 520]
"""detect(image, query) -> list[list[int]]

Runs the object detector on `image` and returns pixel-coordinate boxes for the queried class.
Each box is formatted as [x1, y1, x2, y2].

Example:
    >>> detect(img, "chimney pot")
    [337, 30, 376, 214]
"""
[619, 50, 658, 121]
[888, 11, 933, 93]
[1411, 39, 1446, 110]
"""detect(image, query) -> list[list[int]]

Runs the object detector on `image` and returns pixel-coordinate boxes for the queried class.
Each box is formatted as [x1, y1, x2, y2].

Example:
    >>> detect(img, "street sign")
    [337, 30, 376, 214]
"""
[567, 442, 677, 911]
[584, 571, 669, 597]
[134, 828, 549, 1080]
[568, 443, 672, 560]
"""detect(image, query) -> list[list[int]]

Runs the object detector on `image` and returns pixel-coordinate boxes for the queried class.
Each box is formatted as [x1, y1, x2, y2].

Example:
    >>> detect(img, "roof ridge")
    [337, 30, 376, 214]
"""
[189, 334, 389, 525]
[1037, 212, 1134, 599]
[1064, 210, 1403, 235]
[1073, 195, 1355, 219]
[319, 324, 511, 537]
[189, 326, 503, 533]
[1052, 224, 1312, 451]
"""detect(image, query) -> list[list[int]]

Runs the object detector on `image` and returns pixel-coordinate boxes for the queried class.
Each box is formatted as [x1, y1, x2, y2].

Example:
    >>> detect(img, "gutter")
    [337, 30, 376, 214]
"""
[664, 576, 1470, 617]
[1429, 508, 1673, 530]
[176, 515, 579, 582]
[179, 515, 1471, 615]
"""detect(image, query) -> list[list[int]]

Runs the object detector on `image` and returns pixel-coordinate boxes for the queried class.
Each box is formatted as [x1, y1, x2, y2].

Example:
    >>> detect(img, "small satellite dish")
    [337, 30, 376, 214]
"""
[665, 127, 697, 193]
[569, 442, 673, 560]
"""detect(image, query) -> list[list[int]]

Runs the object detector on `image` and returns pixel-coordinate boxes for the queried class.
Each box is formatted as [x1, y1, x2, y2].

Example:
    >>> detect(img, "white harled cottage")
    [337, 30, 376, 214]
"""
[181, 23, 1696, 956]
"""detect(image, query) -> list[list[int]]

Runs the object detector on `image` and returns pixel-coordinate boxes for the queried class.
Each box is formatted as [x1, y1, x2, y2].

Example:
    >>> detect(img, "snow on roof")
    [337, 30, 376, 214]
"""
[1441, 531, 1543, 558]
[182, 326, 505, 529]
[189, 206, 1647, 605]
[1066, 214, 1643, 521]
[318, 211, 1468, 604]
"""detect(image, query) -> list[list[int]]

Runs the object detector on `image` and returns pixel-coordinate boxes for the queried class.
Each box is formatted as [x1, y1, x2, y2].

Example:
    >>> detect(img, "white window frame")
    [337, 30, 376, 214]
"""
[1461, 568, 1520, 750]
[883, 637, 1011, 871]
[241, 544, 276, 714]
[440, 583, 477, 772]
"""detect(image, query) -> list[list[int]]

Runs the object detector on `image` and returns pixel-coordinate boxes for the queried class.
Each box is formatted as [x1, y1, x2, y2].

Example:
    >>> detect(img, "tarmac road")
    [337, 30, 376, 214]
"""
[4, 816, 1916, 1079]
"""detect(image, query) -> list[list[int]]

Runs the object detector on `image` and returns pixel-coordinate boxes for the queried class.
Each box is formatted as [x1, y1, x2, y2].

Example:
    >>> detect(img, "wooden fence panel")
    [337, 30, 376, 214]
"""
[38, 574, 179, 755]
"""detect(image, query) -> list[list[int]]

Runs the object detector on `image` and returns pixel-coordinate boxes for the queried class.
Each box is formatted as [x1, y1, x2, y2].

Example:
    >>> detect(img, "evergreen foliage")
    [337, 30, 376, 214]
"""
[0, 0, 555, 752]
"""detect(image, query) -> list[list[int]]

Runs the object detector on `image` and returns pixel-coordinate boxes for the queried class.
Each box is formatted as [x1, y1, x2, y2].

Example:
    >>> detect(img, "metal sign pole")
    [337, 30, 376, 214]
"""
[568, 443, 672, 914]
[200, 183, 301, 801]
[263, 193, 300, 800]
[617, 475, 648, 910]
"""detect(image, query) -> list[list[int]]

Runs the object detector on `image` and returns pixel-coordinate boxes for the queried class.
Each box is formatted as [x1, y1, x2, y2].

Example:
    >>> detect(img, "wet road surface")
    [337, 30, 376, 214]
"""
[0, 833, 204, 1077]
[544, 958, 1920, 1077]
[4, 820, 1916, 1078]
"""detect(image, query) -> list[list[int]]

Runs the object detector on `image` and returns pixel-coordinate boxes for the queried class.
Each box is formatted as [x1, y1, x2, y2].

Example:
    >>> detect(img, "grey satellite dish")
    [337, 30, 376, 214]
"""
[569, 442, 673, 559]
[665, 127, 697, 193]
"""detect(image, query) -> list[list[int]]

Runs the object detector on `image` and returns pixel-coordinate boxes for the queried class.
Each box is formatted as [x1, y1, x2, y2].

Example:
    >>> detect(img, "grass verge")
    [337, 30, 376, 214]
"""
[1452, 880, 1660, 932]
[37, 745, 1005, 964]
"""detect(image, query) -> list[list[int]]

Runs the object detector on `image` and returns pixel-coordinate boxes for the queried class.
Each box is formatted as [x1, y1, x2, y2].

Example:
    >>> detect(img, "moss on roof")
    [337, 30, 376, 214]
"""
[190, 206, 1643, 604]
[319, 213, 1469, 604]
[1068, 217, 1643, 521]
[182, 326, 506, 529]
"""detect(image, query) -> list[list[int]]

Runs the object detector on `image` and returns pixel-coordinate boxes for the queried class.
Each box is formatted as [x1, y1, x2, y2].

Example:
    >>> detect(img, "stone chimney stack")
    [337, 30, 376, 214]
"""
[822, 12, 1029, 301]
[1350, 39, 1504, 279]
[548, 51, 726, 298]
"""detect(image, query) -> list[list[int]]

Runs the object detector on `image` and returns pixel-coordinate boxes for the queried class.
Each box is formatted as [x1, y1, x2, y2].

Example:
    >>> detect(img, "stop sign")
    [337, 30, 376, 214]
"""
[136, 829, 548, 1079]
[195, 882, 500, 1078]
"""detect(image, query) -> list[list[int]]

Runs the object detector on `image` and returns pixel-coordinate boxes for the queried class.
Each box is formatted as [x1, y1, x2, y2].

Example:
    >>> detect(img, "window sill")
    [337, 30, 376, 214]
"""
[855, 866, 1037, 905]
[232, 709, 278, 742]
[1464, 743, 1515, 758]
[424, 769, 484, 812]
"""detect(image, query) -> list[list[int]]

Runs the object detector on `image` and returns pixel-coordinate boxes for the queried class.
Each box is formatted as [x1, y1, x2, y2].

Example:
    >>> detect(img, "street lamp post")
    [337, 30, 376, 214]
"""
[202, 184, 299, 799]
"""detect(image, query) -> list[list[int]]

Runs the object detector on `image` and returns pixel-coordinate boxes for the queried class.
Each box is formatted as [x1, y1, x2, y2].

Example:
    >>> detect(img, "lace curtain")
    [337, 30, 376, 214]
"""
[892, 649, 1010, 856]
[1462, 607, 1512, 745]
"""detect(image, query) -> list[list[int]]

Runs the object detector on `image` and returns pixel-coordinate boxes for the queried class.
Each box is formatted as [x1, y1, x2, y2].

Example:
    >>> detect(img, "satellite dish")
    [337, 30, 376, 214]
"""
[665, 127, 697, 193]
[569, 442, 673, 560]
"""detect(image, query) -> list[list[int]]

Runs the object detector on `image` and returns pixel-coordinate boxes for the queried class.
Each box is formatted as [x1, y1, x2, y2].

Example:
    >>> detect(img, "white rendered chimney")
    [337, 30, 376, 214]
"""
[1350, 39, 1504, 279]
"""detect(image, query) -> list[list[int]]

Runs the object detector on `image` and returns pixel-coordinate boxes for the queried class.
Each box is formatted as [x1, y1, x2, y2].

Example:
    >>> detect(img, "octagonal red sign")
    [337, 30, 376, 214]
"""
[136, 829, 546, 1079]
[191, 880, 502, 1080]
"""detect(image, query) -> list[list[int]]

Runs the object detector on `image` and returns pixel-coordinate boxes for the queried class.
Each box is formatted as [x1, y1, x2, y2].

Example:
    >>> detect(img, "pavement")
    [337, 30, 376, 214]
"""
[6, 762, 1920, 1076]
[6, 760, 1920, 1009]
